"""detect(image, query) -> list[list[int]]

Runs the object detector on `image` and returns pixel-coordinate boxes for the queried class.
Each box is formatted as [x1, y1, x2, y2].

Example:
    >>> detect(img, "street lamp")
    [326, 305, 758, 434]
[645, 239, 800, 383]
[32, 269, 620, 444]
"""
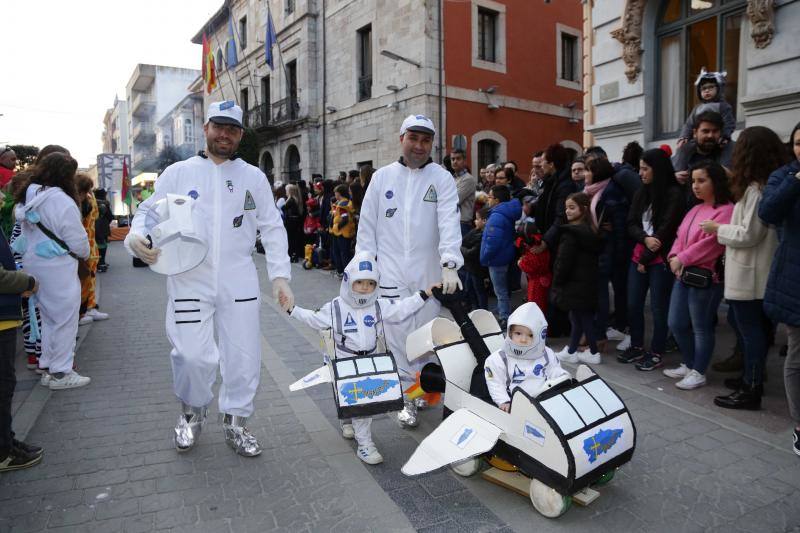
[380, 50, 422, 69]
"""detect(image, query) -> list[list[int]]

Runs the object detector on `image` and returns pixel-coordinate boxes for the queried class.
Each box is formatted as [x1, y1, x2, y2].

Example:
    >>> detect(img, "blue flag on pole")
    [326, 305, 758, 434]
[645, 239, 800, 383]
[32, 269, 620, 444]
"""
[226, 16, 238, 68]
[265, 9, 277, 70]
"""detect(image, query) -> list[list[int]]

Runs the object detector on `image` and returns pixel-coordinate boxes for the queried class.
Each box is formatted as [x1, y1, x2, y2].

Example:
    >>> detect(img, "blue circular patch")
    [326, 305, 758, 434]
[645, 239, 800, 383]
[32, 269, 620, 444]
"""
[363, 315, 376, 327]
[533, 364, 544, 376]
[541, 327, 548, 339]
[385, 190, 394, 199]
[188, 190, 199, 200]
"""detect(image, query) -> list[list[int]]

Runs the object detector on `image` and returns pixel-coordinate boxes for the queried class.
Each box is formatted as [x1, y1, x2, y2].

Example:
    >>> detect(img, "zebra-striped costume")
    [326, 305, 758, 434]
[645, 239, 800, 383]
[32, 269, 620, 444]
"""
[10, 222, 42, 358]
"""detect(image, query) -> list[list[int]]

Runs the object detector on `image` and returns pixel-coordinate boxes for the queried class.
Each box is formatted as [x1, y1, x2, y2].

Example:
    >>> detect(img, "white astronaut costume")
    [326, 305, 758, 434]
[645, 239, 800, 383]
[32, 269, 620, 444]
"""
[14, 185, 90, 380]
[126, 103, 290, 456]
[289, 252, 429, 464]
[484, 303, 570, 406]
[356, 115, 463, 426]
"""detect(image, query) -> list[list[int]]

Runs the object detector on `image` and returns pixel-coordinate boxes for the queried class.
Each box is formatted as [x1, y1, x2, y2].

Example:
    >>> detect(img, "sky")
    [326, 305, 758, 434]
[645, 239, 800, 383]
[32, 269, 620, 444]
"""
[0, 0, 223, 167]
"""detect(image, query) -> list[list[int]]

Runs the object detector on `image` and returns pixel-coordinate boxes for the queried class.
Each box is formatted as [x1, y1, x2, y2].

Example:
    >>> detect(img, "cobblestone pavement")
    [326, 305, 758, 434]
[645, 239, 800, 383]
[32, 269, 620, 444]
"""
[1, 243, 799, 532]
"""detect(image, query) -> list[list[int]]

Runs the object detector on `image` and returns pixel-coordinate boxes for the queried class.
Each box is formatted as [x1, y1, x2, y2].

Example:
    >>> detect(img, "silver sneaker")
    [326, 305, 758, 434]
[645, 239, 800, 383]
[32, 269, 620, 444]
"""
[174, 403, 207, 452]
[221, 414, 262, 457]
[397, 400, 419, 428]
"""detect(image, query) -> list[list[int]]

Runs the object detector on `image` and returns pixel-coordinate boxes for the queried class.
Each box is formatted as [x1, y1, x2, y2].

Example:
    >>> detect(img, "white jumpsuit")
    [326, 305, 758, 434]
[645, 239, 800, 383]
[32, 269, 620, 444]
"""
[356, 160, 463, 386]
[15, 185, 90, 374]
[291, 293, 427, 445]
[484, 347, 569, 407]
[128, 155, 290, 417]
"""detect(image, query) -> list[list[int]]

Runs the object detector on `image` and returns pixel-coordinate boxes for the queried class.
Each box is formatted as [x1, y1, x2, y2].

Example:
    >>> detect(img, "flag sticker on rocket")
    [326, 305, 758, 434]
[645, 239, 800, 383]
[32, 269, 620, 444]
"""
[451, 426, 476, 449]
[423, 185, 438, 202]
[523, 421, 546, 447]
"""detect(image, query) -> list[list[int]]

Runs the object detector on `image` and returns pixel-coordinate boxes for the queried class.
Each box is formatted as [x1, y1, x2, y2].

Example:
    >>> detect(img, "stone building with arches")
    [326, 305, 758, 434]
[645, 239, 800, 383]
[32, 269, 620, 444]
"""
[582, 0, 799, 155]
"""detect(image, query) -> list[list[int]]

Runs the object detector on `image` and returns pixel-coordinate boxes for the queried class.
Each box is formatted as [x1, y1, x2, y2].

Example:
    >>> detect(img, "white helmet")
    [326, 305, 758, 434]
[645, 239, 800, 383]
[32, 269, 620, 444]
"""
[503, 302, 548, 360]
[340, 252, 380, 308]
[144, 193, 208, 275]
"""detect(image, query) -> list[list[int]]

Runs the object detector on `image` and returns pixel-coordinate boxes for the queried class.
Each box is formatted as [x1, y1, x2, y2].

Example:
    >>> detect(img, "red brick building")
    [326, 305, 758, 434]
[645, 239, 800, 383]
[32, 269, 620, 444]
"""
[442, 0, 584, 176]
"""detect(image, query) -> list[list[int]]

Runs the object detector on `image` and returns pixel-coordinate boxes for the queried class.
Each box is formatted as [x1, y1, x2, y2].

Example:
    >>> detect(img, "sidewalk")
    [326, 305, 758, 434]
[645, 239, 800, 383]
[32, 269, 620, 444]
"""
[0, 243, 798, 532]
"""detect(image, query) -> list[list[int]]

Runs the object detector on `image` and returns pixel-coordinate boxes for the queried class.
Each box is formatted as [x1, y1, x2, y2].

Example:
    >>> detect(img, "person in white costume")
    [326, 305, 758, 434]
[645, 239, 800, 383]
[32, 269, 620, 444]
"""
[356, 114, 463, 428]
[284, 252, 438, 464]
[13, 152, 91, 390]
[484, 303, 570, 409]
[125, 101, 294, 457]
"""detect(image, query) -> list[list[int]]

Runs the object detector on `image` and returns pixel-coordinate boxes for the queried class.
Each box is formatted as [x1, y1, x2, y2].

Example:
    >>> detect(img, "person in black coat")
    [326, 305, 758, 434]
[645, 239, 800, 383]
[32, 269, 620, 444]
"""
[532, 143, 579, 337]
[551, 193, 605, 363]
[461, 206, 490, 311]
[93, 189, 113, 272]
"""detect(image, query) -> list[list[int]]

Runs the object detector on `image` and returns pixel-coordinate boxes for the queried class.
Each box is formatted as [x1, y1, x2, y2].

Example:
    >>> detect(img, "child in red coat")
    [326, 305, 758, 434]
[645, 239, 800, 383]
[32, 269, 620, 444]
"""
[517, 221, 551, 313]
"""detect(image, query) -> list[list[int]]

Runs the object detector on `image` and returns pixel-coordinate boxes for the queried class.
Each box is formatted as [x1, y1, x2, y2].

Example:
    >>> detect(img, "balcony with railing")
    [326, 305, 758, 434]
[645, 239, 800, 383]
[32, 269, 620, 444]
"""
[357, 75, 372, 102]
[132, 122, 155, 143]
[132, 149, 155, 167]
[272, 97, 299, 124]
[131, 92, 156, 118]
[244, 102, 271, 130]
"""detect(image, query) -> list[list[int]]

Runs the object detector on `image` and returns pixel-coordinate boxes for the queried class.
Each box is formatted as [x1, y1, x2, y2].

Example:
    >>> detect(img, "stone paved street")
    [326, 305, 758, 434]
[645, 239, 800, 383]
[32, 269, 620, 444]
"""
[1, 243, 799, 532]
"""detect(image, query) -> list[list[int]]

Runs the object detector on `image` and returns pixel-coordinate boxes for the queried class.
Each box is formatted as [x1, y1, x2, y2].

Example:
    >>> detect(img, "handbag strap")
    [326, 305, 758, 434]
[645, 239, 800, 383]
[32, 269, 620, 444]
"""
[35, 221, 80, 261]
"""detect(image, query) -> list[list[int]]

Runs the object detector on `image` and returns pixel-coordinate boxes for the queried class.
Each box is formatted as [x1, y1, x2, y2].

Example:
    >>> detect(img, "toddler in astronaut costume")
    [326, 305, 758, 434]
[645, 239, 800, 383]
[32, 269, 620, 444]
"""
[285, 252, 436, 464]
[484, 303, 570, 409]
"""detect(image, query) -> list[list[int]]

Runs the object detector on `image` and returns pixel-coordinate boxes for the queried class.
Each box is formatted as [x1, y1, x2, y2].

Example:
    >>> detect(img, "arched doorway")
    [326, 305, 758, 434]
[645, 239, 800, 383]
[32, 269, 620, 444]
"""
[261, 151, 275, 186]
[284, 144, 301, 183]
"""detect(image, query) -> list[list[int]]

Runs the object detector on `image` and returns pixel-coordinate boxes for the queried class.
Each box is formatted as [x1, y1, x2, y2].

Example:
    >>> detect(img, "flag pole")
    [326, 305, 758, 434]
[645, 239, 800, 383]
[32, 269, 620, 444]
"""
[231, 14, 260, 108]
[210, 23, 237, 104]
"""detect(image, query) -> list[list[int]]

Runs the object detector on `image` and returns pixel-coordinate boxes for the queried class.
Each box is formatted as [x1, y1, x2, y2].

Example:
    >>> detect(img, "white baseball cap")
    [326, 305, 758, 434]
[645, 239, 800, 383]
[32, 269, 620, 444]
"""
[206, 100, 243, 128]
[400, 114, 436, 136]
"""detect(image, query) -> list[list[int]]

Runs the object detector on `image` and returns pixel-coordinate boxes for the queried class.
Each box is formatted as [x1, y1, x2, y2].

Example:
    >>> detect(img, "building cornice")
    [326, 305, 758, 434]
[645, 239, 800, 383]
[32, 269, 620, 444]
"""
[445, 86, 581, 121]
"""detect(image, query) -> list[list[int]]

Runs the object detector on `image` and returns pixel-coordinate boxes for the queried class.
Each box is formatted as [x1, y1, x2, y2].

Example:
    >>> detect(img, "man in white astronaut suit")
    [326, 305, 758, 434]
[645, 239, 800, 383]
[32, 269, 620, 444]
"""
[125, 101, 294, 456]
[356, 114, 463, 427]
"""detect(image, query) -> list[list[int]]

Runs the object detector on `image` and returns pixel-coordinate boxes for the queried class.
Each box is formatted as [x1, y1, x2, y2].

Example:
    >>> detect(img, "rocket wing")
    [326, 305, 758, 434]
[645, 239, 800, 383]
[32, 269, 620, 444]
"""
[289, 364, 333, 392]
[401, 408, 502, 476]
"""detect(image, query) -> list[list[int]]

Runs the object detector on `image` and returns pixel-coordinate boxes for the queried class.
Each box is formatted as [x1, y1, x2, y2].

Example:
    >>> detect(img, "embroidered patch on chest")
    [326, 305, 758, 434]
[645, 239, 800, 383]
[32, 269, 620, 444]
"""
[423, 185, 437, 202]
[187, 190, 199, 200]
[233, 215, 243, 228]
[226, 180, 234, 193]
[385, 208, 397, 218]
[244, 190, 256, 210]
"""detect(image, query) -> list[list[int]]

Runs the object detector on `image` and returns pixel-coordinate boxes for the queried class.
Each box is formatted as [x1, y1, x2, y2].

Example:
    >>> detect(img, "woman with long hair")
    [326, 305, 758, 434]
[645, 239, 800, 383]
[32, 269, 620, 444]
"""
[620, 148, 686, 370]
[75, 174, 107, 324]
[700, 126, 785, 409]
[584, 156, 629, 352]
[759, 121, 800, 454]
[13, 152, 90, 389]
[282, 183, 305, 262]
[663, 161, 733, 390]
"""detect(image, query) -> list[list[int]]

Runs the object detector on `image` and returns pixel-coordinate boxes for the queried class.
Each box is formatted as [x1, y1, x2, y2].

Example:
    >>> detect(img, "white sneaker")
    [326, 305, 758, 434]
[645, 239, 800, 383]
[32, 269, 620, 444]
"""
[663, 364, 689, 379]
[606, 327, 626, 342]
[39, 373, 52, 387]
[48, 371, 91, 390]
[341, 423, 355, 440]
[86, 308, 109, 321]
[78, 315, 93, 326]
[555, 347, 579, 364]
[675, 370, 706, 390]
[357, 445, 383, 465]
[578, 351, 601, 365]
[616, 335, 631, 351]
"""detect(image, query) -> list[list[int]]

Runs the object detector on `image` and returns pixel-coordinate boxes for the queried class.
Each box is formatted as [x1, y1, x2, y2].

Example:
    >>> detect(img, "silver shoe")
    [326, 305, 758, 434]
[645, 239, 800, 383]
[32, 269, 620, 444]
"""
[397, 400, 419, 428]
[221, 414, 262, 457]
[174, 403, 207, 452]
[414, 397, 428, 410]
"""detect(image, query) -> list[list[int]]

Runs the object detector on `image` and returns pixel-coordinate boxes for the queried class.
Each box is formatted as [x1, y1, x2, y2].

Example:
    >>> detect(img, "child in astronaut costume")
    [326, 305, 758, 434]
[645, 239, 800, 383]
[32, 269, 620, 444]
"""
[285, 252, 436, 464]
[484, 303, 570, 409]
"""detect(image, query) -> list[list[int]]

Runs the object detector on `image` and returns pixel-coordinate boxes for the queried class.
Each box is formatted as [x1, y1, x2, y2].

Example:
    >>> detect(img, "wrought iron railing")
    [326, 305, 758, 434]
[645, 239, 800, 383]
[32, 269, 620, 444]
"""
[272, 97, 299, 124]
[244, 103, 271, 129]
[357, 75, 372, 101]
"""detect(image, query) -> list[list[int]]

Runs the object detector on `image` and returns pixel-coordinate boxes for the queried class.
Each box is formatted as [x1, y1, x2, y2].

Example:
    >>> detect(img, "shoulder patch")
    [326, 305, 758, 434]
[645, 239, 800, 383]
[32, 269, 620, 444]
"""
[385, 208, 397, 218]
[244, 190, 256, 210]
[423, 184, 437, 202]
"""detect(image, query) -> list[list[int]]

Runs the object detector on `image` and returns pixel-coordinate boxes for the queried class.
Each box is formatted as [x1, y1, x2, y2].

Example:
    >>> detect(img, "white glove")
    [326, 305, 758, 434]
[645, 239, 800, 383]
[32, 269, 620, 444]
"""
[126, 233, 160, 265]
[441, 267, 462, 295]
[272, 277, 294, 312]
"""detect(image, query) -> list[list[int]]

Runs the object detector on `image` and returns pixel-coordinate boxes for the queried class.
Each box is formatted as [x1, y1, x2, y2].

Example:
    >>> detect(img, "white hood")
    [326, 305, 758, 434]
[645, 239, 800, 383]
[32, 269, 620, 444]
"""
[14, 184, 63, 223]
[503, 302, 548, 360]
[340, 251, 380, 308]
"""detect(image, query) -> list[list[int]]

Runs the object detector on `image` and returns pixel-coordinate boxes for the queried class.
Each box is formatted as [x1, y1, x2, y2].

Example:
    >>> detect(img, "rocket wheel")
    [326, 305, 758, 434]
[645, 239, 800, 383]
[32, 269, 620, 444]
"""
[529, 479, 571, 518]
[450, 457, 482, 477]
[593, 469, 616, 487]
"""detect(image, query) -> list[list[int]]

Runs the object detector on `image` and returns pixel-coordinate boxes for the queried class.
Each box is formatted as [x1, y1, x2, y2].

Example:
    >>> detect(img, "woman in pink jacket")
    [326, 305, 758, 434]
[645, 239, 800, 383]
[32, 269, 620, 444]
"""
[663, 161, 733, 390]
